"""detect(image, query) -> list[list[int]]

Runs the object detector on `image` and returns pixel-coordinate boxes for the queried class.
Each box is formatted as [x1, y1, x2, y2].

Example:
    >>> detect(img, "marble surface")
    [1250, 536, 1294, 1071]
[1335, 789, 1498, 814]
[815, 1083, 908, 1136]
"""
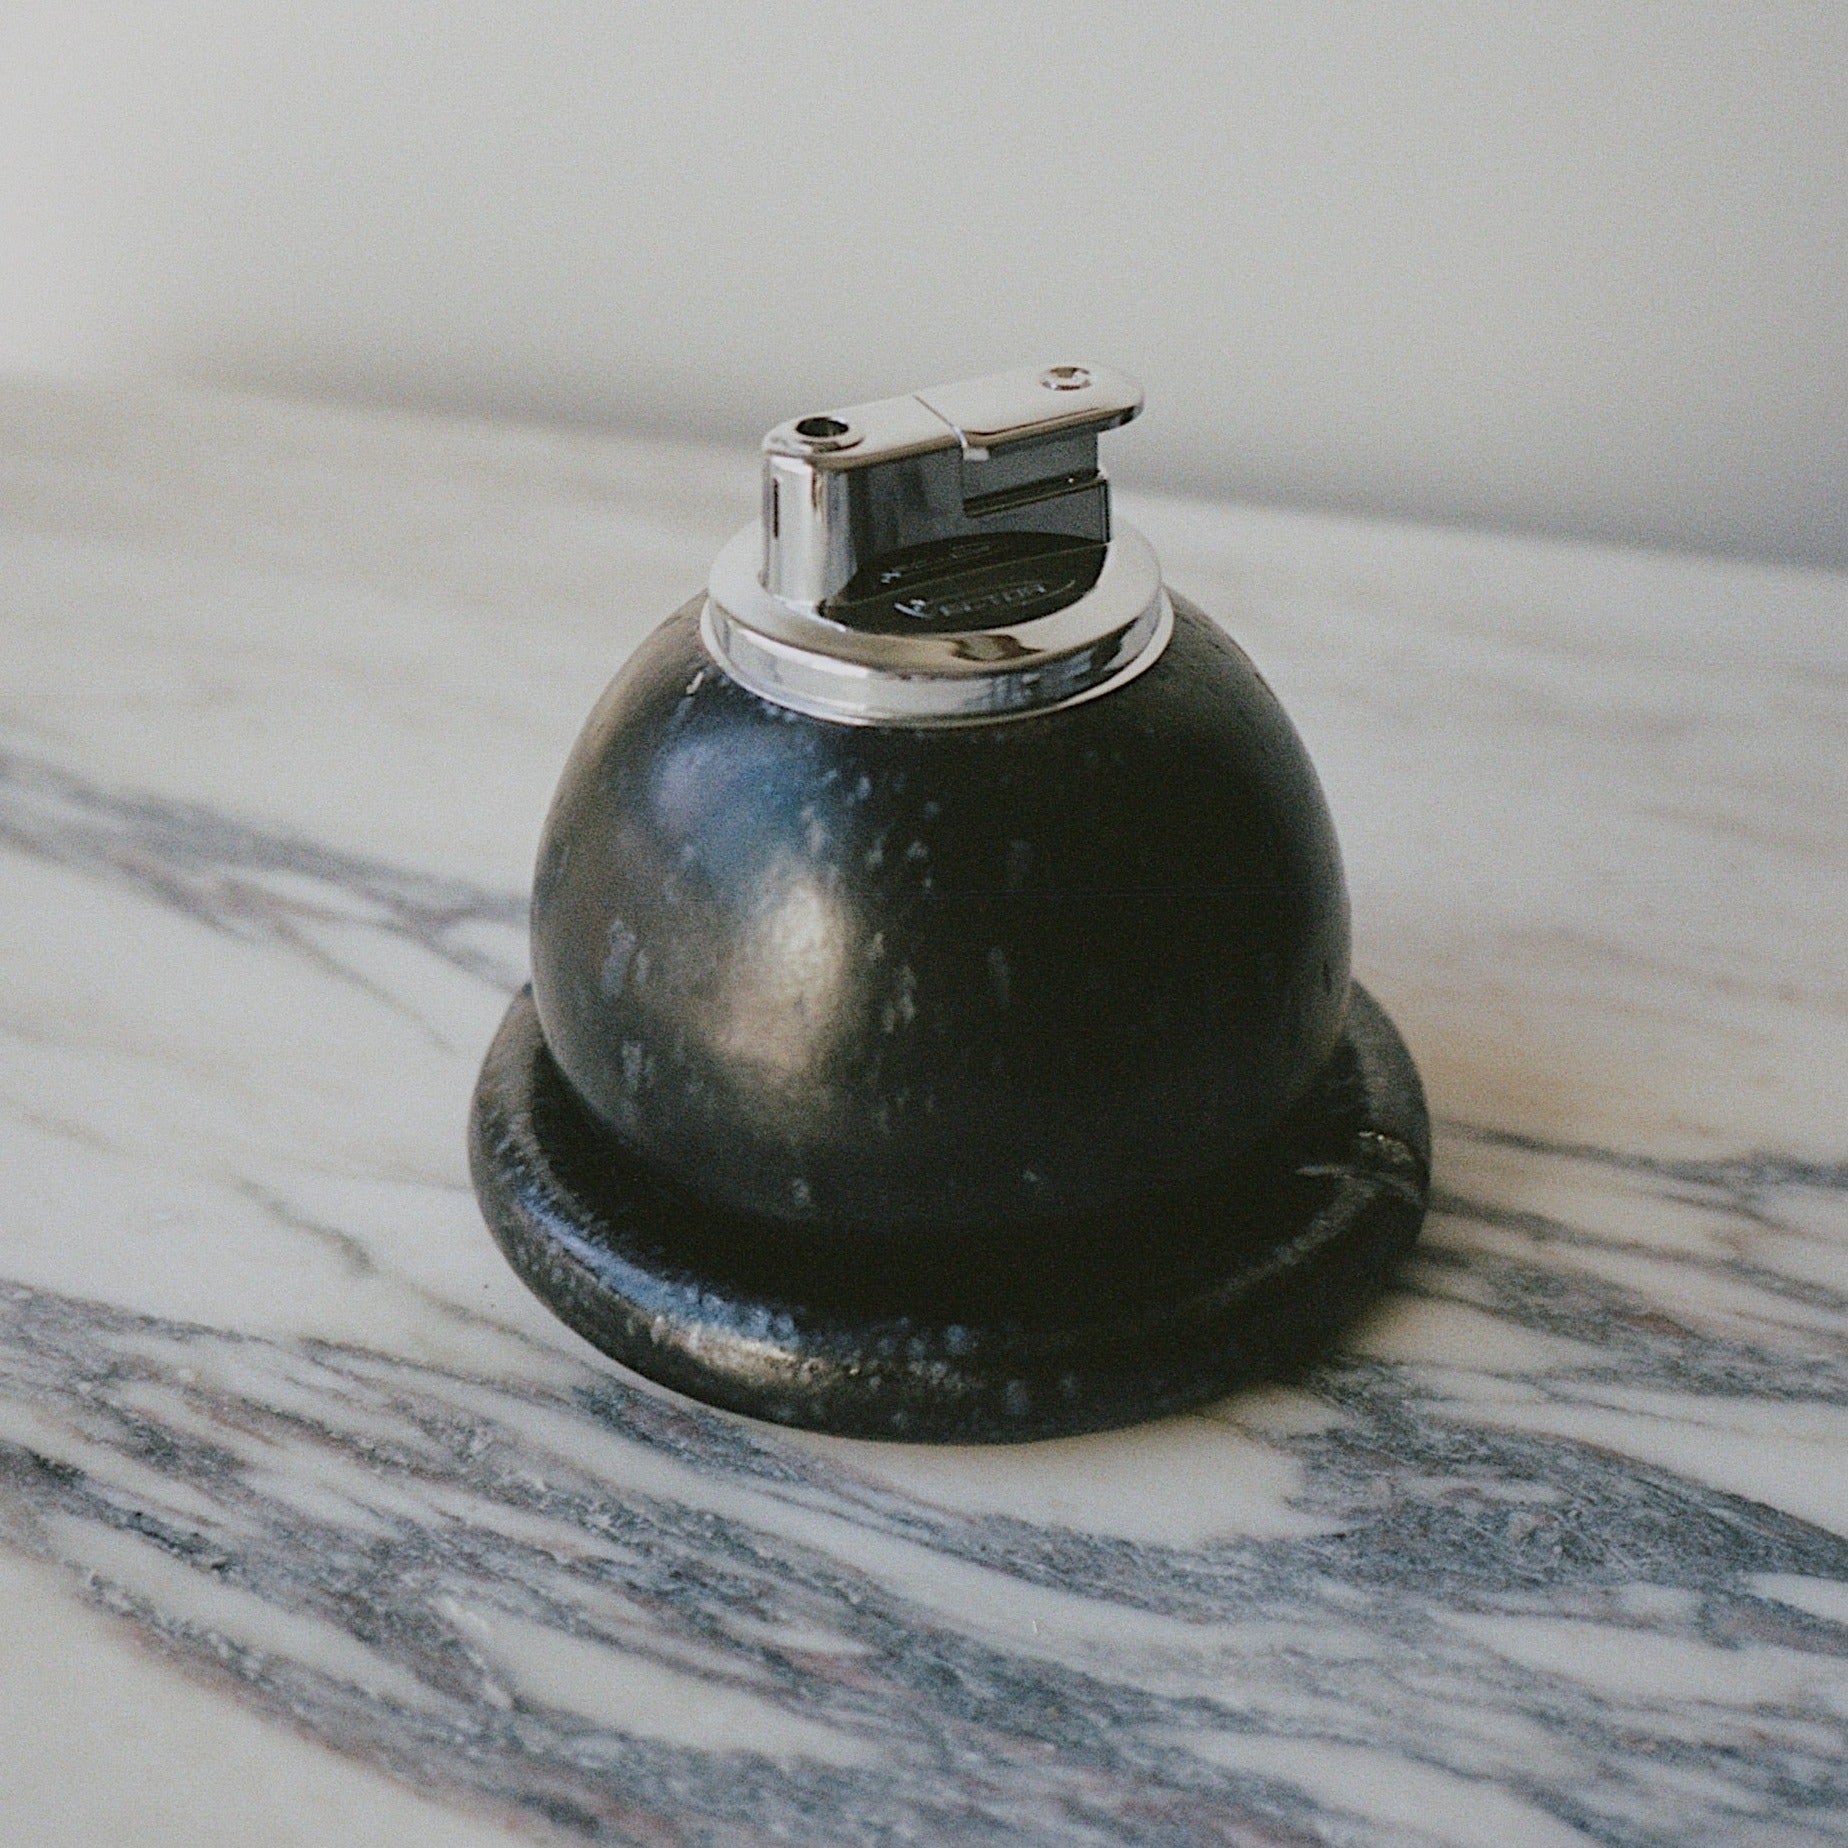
[0, 373, 1844, 1848]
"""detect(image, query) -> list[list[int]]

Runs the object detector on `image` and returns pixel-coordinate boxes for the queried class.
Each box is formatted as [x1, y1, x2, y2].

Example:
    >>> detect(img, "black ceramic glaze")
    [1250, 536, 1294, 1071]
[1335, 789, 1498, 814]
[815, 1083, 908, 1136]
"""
[530, 596, 1350, 1243]
[470, 365, 1429, 1440]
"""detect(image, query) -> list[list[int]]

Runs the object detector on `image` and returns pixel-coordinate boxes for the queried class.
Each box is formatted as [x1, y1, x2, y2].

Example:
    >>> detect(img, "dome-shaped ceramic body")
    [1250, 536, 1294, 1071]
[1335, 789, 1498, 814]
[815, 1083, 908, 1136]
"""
[529, 592, 1351, 1244]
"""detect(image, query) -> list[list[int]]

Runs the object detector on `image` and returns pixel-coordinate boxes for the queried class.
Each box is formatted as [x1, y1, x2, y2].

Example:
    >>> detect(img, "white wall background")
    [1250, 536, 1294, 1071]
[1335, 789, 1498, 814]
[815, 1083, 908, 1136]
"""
[2, 2, 1844, 567]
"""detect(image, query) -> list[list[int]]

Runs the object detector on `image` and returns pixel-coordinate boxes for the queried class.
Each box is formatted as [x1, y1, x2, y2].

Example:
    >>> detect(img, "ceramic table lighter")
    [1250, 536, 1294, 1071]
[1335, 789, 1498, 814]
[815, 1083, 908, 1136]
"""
[469, 365, 1430, 1440]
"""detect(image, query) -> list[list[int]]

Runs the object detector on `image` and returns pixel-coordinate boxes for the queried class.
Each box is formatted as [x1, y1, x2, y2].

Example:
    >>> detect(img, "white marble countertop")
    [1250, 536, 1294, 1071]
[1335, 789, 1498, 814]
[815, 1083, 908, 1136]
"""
[1, 374, 1843, 1847]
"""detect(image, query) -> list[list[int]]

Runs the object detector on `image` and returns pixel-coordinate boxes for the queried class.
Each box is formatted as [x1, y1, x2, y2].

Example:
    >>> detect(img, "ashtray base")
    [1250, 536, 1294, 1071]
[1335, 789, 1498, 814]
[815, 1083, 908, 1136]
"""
[468, 984, 1429, 1443]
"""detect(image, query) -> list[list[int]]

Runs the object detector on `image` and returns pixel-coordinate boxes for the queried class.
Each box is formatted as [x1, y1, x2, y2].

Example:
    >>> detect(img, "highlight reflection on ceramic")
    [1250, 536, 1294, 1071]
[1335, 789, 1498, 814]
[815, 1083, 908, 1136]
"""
[717, 863, 847, 1088]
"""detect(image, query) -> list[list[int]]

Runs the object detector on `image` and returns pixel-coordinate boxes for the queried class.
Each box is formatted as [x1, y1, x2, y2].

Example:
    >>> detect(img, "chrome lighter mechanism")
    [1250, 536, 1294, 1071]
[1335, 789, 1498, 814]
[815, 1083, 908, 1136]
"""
[703, 363, 1170, 724]
[470, 363, 1430, 1443]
